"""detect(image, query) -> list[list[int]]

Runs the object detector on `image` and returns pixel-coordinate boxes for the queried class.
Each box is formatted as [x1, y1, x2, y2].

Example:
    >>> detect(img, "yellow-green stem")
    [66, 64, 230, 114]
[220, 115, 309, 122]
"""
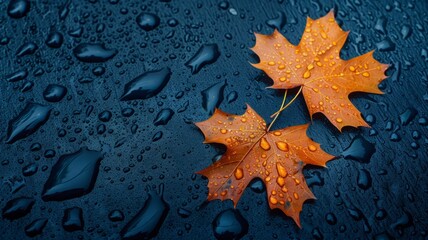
[267, 90, 288, 132]
[270, 86, 303, 118]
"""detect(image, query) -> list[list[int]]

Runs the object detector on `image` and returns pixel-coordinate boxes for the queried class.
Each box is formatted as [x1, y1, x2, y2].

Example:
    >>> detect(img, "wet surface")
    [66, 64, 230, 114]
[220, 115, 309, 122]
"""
[0, 0, 427, 239]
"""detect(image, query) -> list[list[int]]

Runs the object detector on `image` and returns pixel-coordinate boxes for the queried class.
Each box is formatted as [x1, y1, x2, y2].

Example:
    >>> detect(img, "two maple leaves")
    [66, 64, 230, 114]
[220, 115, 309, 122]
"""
[195, 11, 388, 227]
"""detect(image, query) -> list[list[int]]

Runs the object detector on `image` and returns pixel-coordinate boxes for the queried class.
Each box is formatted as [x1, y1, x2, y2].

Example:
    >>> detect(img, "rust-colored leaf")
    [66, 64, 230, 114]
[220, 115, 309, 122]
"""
[196, 105, 334, 227]
[251, 11, 389, 130]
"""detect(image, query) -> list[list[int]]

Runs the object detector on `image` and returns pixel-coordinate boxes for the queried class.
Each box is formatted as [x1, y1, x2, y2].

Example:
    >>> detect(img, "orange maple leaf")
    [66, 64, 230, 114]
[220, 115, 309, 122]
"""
[251, 11, 389, 130]
[196, 105, 334, 227]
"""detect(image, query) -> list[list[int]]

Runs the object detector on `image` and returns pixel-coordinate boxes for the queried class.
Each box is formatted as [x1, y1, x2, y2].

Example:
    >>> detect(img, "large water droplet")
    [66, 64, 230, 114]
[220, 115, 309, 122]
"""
[5, 69, 28, 82]
[212, 209, 248, 240]
[42, 148, 103, 201]
[357, 169, 372, 190]
[342, 136, 375, 163]
[376, 38, 395, 52]
[153, 108, 174, 126]
[186, 44, 220, 74]
[266, 11, 286, 30]
[63, 207, 84, 231]
[136, 12, 160, 31]
[120, 68, 171, 101]
[121, 184, 169, 240]
[399, 108, 417, 126]
[25, 218, 47, 237]
[201, 80, 226, 115]
[16, 42, 38, 57]
[73, 43, 117, 63]
[7, 0, 30, 19]
[45, 31, 64, 48]
[2, 197, 35, 220]
[6, 102, 52, 144]
[43, 84, 67, 102]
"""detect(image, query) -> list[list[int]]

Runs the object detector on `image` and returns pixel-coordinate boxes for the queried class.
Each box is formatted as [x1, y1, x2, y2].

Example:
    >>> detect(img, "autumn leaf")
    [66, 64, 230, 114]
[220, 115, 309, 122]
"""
[196, 105, 334, 227]
[251, 11, 389, 130]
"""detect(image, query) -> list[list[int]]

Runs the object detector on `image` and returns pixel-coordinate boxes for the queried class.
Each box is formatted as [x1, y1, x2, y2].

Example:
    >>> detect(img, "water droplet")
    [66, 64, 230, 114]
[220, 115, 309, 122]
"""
[303, 70, 311, 78]
[276, 177, 285, 187]
[2, 197, 35, 220]
[120, 68, 172, 101]
[16, 42, 38, 57]
[109, 210, 125, 222]
[73, 43, 118, 63]
[152, 131, 163, 142]
[186, 44, 220, 74]
[266, 11, 286, 30]
[45, 31, 64, 48]
[342, 136, 375, 163]
[136, 13, 160, 31]
[201, 80, 226, 115]
[293, 192, 299, 199]
[401, 25, 412, 39]
[234, 168, 243, 180]
[7, 0, 30, 19]
[98, 110, 112, 122]
[376, 38, 395, 52]
[375, 209, 387, 220]
[22, 163, 38, 176]
[399, 108, 417, 126]
[336, 118, 343, 123]
[42, 148, 103, 201]
[275, 141, 289, 152]
[25, 218, 47, 237]
[276, 162, 287, 177]
[43, 84, 67, 102]
[308, 144, 317, 152]
[5, 69, 28, 82]
[374, 16, 387, 34]
[212, 209, 248, 240]
[270, 196, 278, 204]
[153, 108, 174, 126]
[227, 91, 238, 103]
[357, 169, 372, 190]
[121, 184, 169, 240]
[325, 212, 337, 225]
[260, 137, 271, 150]
[63, 207, 84, 231]
[6, 102, 52, 144]
[177, 208, 191, 218]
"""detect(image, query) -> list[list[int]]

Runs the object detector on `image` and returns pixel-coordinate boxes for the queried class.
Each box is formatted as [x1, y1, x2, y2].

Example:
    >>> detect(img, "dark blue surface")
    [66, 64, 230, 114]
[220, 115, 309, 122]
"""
[1, 0, 428, 239]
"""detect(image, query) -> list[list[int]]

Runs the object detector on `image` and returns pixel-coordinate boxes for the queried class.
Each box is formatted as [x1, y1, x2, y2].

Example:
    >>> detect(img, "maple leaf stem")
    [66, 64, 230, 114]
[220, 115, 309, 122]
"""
[270, 86, 303, 118]
[267, 89, 288, 131]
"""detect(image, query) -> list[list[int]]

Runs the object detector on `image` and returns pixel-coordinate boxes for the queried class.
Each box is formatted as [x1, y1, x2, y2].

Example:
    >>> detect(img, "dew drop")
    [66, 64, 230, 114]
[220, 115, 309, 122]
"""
[269, 196, 278, 205]
[308, 144, 317, 152]
[259, 138, 271, 150]
[276, 162, 287, 177]
[293, 192, 299, 200]
[303, 70, 311, 79]
[275, 141, 289, 152]
[234, 168, 243, 180]
[276, 177, 285, 187]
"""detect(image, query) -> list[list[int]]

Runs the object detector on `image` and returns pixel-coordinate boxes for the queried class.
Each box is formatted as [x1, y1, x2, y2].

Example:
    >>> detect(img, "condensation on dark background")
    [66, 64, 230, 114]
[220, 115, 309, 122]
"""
[0, 0, 427, 239]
